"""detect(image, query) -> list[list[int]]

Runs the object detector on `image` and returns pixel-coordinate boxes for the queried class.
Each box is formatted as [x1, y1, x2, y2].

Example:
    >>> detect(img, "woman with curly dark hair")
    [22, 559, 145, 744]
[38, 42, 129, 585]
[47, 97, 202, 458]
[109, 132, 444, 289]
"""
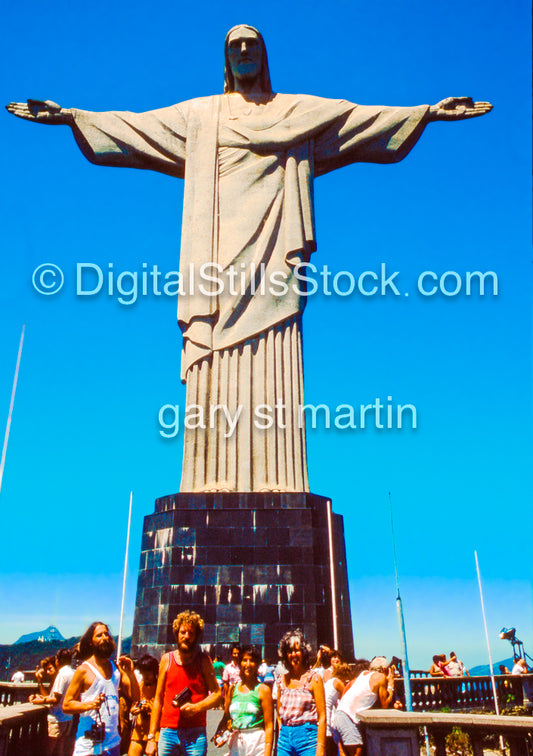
[276, 630, 325, 756]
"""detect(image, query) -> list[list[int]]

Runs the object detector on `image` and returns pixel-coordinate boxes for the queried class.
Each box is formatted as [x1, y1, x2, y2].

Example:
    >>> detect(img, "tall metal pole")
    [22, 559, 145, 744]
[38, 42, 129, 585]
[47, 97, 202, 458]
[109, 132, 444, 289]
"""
[388, 492, 412, 711]
[475, 550, 501, 716]
[327, 499, 339, 649]
[117, 491, 133, 661]
[0, 325, 25, 495]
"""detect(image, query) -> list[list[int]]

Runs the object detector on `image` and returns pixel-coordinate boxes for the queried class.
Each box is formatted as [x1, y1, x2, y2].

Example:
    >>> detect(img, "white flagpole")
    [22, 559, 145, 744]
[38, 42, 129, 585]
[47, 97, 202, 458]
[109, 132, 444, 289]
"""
[389, 492, 413, 711]
[326, 499, 339, 649]
[0, 325, 25, 495]
[474, 550, 501, 716]
[117, 491, 133, 660]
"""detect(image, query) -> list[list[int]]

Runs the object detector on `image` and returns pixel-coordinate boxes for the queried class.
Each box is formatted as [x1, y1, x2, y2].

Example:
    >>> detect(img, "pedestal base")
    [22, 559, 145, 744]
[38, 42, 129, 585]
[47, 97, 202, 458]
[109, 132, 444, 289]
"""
[131, 492, 353, 661]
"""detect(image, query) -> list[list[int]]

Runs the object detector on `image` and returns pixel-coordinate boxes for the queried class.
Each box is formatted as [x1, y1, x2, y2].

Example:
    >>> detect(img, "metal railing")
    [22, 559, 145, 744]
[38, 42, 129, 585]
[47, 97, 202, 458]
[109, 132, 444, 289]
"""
[0, 703, 47, 756]
[393, 674, 533, 712]
[0, 684, 39, 708]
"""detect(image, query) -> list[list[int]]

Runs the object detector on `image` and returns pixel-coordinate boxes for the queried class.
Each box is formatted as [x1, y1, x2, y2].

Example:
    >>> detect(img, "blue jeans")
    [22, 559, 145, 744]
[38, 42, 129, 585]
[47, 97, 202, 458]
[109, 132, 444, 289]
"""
[158, 726, 207, 756]
[277, 723, 318, 756]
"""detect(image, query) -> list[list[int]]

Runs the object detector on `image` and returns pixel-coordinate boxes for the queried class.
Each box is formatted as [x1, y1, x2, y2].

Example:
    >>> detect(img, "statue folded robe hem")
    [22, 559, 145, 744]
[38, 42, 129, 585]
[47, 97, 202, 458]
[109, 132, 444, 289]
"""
[69, 93, 430, 493]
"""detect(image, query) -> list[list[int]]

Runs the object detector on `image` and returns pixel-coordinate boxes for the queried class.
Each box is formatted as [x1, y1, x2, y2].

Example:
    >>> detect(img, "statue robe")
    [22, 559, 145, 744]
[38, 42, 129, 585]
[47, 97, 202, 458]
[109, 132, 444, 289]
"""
[70, 94, 429, 492]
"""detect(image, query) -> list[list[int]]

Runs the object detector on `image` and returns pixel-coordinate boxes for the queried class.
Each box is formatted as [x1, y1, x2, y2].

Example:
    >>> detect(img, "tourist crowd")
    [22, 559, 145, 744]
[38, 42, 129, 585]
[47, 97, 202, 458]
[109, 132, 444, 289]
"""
[22, 610, 526, 756]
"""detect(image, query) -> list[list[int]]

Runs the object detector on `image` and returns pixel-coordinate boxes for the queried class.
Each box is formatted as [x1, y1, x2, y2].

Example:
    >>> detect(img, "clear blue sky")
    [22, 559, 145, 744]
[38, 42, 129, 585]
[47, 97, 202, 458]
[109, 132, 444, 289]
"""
[1, 0, 531, 669]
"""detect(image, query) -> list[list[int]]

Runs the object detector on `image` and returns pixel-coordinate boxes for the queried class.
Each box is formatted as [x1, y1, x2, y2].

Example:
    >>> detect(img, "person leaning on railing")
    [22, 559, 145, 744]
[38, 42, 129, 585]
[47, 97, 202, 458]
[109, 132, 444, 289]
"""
[333, 656, 396, 756]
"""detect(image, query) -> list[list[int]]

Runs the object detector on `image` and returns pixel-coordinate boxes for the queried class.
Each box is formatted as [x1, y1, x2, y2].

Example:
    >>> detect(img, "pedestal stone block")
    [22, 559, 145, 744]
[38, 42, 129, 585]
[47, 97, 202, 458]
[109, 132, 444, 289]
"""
[132, 492, 353, 661]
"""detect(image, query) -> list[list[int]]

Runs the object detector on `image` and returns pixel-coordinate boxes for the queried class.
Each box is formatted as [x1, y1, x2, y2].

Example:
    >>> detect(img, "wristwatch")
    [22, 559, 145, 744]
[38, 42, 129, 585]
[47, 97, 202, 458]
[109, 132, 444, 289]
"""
[147, 734, 155, 740]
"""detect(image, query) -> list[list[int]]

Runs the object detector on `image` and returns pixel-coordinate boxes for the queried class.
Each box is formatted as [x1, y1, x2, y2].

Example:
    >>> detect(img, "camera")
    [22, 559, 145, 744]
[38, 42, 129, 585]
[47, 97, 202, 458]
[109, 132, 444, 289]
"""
[85, 722, 105, 743]
[213, 728, 232, 747]
[390, 656, 402, 673]
[172, 687, 193, 708]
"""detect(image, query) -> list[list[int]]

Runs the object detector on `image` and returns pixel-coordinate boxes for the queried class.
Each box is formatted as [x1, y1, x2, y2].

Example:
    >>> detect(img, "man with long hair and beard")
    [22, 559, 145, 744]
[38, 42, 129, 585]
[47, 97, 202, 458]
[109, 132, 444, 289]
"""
[63, 621, 139, 756]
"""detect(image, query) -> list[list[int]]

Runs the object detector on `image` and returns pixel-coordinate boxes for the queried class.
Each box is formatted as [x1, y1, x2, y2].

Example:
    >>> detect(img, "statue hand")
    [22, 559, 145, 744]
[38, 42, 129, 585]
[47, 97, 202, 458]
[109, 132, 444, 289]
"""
[5, 99, 72, 125]
[429, 97, 492, 121]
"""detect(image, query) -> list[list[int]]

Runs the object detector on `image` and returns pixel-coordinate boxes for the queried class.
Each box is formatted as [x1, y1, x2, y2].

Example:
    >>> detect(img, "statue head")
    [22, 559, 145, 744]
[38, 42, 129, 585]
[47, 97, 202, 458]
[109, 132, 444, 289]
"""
[224, 25, 272, 94]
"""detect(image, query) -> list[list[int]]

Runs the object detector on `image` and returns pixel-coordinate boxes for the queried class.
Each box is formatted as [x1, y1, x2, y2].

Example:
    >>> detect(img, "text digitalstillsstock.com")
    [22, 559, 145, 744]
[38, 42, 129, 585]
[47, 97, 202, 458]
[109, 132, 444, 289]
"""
[158, 399, 418, 438]
[32, 261, 499, 303]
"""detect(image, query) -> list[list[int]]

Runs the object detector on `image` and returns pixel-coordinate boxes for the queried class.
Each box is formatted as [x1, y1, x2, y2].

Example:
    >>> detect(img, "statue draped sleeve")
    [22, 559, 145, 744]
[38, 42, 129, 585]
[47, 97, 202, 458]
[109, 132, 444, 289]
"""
[312, 102, 430, 174]
[70, 104, 188, 177]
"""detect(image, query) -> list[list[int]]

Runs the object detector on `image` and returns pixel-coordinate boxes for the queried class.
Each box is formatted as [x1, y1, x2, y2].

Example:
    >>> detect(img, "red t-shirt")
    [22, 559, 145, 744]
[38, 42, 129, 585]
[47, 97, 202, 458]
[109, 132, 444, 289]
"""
[160, 651, 209, 729]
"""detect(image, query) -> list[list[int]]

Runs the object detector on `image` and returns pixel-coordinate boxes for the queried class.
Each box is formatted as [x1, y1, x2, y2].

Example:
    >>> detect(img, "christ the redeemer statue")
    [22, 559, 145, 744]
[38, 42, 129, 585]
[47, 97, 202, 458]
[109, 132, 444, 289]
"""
[7, 25, 492, 494]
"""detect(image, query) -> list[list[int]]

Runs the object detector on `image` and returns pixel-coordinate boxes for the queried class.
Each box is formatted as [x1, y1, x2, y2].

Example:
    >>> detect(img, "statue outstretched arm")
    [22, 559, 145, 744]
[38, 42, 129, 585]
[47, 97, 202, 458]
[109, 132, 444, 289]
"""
[427, 97, 492, 121]
[313, 95, 492, 175]
[6, 99, 74, 125]
[6, 99, 188, 178]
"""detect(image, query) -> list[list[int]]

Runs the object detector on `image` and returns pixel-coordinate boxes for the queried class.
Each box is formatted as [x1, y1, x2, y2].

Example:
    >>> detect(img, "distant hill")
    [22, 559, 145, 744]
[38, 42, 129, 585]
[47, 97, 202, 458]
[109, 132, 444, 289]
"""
[0, 635, 131, 679]
[0, 636, 80, 677]
[14, 625, 65, 645]
[469, 657, 515, 676]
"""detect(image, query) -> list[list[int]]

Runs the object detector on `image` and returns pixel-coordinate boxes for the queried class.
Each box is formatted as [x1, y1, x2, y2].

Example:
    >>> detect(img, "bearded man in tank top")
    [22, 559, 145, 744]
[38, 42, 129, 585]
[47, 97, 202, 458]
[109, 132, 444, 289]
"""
[333, 656, 396, 756]
[146, 610, 222, 756]
[63, 622, 140, 756]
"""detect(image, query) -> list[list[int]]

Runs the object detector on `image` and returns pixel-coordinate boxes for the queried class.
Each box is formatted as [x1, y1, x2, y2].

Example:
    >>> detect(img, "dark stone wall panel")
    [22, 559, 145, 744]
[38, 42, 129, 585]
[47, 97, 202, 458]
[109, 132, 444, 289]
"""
[290, 528, 313, 547]
[218, 566, 243, 583]
[168, 566, 194, 583]
[278, 546, 313, 565]
[207, 509, 254, 527]
[141, 529, 155, 551]
[137, 624, 158, 644]
[216, 604, 241, 623]
[218, 585, 241, 604]
[196, 527, 236, 547]
[250, 528, 270, 546]
[267, 528, 290, 546]
[132, 492, 354, 661]
[242, 565, 278, 583]
[138, 569, 154, 589]
[193, 566, 219, 584]
[205, 585, 217, 604]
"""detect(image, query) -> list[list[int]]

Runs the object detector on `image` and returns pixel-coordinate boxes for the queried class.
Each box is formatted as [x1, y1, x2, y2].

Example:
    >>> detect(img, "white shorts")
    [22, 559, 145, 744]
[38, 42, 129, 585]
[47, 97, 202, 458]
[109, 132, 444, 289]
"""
[229, 728, 265, 756]
[333, 710, 363, 747]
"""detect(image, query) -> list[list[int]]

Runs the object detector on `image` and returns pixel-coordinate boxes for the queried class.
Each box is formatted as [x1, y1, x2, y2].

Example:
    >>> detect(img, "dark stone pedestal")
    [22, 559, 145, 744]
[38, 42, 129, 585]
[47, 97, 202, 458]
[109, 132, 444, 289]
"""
[131, 492, 353, 662]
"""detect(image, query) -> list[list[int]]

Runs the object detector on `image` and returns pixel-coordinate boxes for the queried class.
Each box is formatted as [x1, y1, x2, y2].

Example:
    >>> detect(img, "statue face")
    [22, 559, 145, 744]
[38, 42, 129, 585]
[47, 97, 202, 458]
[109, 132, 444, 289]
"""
[226, 27, 262, 83]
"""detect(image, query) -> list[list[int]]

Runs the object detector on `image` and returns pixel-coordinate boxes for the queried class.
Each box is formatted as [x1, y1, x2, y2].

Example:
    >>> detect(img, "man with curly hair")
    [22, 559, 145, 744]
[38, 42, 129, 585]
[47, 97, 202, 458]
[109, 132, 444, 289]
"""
[146, 611, 221, 756]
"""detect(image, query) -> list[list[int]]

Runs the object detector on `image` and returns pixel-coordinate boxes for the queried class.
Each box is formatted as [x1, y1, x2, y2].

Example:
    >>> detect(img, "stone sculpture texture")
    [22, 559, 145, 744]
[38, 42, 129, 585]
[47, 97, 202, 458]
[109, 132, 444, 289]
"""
[7, 25, 491, 493]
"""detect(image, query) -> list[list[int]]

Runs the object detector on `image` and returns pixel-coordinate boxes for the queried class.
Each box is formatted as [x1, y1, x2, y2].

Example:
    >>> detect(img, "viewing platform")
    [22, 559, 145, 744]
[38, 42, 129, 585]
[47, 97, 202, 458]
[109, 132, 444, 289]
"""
[358, 709, 533, 756]
[0, 675, 531, 755]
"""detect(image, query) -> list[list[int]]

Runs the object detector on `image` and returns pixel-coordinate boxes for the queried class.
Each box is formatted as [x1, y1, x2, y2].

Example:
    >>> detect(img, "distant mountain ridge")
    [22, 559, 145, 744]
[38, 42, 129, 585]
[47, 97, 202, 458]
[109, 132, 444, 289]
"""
[1, 634, 132, 679]
[469, 657, 515, 676]
[14, 625, 65, 645]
